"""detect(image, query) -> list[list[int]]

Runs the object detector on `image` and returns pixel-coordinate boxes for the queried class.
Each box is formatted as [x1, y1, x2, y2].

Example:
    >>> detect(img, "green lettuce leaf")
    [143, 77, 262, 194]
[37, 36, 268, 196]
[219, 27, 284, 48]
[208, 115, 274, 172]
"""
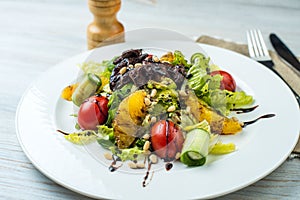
[96, 125, 115, 149]
[187, 53, 218, 93]
[209, 142, 236, 154]
[200, 88, 253, 115]
[172, 50, 191, 67]
[64, 130, 97, 145]
[78, 57, 116, 79]
[187, 53, 254, 115]
[109, 146, 145, 161]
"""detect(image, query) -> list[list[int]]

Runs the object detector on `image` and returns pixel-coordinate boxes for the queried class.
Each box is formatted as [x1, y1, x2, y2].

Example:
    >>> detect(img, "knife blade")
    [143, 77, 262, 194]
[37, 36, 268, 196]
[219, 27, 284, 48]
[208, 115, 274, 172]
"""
[269, 33, 300, 72]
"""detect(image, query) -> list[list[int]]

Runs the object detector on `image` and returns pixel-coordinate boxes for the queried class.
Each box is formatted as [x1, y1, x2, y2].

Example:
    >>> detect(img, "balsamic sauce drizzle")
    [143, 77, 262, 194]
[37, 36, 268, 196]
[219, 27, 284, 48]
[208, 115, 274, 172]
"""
[142, 157, 153, 187]
[242, 114, 275, 127]
[165, 120, 170, 162]
[162, 120, 177, 171]
[56, 129, 69, 135]
[94, 97, 108, 120]
[109, 154, 122, 172]
[231, 105, 259, 114]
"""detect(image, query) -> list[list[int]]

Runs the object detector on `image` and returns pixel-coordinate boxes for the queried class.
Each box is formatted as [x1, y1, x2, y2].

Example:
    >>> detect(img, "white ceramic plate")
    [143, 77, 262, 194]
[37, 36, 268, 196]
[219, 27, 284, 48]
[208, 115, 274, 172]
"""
[16, 41, 300, 199]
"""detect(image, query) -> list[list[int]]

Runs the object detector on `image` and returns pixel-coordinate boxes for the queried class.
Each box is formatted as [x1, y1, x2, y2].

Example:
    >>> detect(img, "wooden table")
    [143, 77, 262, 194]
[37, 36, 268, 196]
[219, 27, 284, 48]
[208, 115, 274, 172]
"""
[1, 0, 299, 199]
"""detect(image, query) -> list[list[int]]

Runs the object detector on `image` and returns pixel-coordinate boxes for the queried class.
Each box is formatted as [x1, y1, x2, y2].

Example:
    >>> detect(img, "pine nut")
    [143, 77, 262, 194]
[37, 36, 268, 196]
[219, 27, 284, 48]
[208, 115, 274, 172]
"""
[151, 101, 158, 106]
[152, 55, 159, 62]
[119, 67, 127, 75]
[128, 64, 134, 68]
[136, 163, 145, 169]
[167, 105, 176, 112]
[150, 116, 157, 123]
[142, 133, 150, 140]
[134, 63, 142, 68]
[128, 162, 137, 169]
[173, 115, 181, 123]
[144, 97, 151, 106]
[149, 154, 158, 164]
[104, 152, 113, 160]
[143, 141, 150, 151]
[232, 117, 238, 122]
[150, 89, 157, 97]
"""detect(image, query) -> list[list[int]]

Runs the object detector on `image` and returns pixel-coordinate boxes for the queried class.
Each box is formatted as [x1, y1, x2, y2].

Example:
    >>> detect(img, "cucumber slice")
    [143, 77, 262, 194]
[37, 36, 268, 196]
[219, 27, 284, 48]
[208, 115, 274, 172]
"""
[72, 73, 102, 106]
[180, 128, 210, 166]
[88, 73, 102, 87]
[187, 151, 203, 160]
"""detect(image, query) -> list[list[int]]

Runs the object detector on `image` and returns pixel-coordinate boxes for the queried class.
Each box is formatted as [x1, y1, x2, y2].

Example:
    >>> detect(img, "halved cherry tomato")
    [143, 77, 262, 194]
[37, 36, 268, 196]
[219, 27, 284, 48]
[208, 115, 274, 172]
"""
[210, 70, 236, 92]
[77, 95, 109, 130]
[151, 120, 184, 161]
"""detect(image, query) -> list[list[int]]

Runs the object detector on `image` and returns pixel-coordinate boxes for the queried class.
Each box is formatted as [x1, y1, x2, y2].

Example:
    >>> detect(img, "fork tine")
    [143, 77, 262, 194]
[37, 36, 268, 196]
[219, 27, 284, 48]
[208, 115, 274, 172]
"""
[256, 29, 270, 57]
[246, 31, 255, 58]
[253, 29, 264, 56]
[248, 30, 259, 57]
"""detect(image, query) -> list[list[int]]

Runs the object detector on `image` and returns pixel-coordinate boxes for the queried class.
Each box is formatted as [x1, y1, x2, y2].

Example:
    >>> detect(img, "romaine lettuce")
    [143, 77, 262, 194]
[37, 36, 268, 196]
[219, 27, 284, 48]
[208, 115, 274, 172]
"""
[187, 53, 253, 115]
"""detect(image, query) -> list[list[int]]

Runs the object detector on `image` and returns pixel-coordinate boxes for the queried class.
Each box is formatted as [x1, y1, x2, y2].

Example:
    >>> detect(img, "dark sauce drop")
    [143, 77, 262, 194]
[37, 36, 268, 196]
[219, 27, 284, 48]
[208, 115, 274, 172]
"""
[165, 162, 173, 171]
[109, 166, 117, 172]
[242, 114, 275, 127]
[231, 105, 259, 114]
[109, 154, 122, 172]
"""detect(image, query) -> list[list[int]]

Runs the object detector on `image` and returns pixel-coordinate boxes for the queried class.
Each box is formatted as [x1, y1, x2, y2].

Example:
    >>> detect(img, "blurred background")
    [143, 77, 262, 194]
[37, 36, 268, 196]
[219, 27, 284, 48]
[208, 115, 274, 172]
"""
[1, 0, 299, 65]
[1, 0, 299, 86]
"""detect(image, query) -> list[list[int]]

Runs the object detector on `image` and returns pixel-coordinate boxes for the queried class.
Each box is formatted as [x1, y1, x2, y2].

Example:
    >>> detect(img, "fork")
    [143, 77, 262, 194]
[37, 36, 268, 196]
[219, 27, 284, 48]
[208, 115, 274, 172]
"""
[247, 29, 300, 106]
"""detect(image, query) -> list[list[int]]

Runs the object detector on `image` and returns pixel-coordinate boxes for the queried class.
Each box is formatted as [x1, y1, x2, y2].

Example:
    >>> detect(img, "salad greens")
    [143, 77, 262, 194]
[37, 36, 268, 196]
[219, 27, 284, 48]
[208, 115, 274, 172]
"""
[172, 50, 191, 67]
[64, 130, 97, 145]
[78, 58, 115, 79]
[110, 146, 145, 161]
[96, 125, 115, 149]
[60, 49, 255, 169]
[187, 53, 253, 115]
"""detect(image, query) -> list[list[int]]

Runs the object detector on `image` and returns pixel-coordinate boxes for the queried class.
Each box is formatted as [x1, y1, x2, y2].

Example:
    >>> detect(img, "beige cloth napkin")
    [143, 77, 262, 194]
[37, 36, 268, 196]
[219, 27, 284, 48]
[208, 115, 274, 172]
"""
[196, 35, 300, 153]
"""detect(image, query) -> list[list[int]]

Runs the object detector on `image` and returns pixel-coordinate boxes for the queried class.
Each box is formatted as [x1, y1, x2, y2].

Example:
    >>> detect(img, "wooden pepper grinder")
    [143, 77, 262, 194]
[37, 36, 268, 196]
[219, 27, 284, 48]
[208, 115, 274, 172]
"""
[87, 0, 124, 49]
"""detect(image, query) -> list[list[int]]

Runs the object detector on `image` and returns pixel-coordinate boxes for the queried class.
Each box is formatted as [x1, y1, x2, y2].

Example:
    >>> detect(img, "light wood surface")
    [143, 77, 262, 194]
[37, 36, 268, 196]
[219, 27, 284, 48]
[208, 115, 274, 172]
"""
[0, 0, 299, 199]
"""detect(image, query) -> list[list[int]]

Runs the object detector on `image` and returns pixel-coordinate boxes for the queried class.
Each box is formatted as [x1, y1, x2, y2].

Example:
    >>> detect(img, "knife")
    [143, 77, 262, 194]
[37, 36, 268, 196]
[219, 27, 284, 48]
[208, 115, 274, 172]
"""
[269, 33, 300, 72]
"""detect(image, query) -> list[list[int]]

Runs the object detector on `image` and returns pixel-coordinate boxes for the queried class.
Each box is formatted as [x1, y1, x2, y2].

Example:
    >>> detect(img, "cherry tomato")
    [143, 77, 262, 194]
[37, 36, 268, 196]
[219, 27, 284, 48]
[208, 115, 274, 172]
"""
[77, 95, 109, 130]
[151, 120, 184, 161]
[210, 70, 236, 92]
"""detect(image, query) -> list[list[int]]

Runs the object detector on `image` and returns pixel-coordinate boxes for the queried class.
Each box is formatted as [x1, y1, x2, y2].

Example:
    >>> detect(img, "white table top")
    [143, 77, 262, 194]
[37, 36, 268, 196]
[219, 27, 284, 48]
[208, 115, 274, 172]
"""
[1, 0, 299, 199]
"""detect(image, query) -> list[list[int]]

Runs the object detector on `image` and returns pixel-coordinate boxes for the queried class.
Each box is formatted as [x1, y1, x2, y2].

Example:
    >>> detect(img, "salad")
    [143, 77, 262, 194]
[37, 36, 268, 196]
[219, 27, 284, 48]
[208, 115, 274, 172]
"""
[59, 48, 262, 180]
